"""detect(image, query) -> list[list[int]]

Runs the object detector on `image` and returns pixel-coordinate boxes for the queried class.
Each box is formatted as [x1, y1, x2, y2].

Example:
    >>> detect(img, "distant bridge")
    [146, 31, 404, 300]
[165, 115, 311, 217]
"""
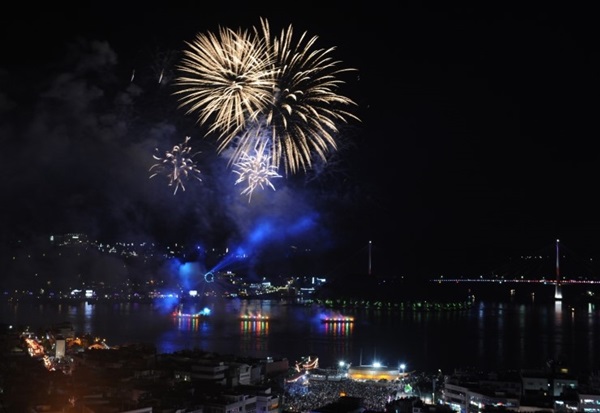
[432, 277, 600, 302]
[433, 279, 600, 285]
[433, 239, 600, 301]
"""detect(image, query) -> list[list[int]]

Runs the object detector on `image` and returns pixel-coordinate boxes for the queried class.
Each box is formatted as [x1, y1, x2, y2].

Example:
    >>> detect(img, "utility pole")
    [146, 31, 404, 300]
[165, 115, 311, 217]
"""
[368, 240, 372, 276]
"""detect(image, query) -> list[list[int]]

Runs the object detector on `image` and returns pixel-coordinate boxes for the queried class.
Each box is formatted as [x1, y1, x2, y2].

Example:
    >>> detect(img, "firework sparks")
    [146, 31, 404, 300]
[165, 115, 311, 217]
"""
[174, 25, 275, 143]
[149, 136, 202, 195]
[173, 18, 359, 177]
[258, 17, 360, 175]
[233, 138, 281, 202]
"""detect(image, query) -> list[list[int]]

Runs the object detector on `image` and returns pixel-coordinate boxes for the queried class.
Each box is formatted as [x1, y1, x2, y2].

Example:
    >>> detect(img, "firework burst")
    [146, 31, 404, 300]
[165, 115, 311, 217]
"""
[232, 138, 282, 202]
[174, 25, 275, 143]
[173, 18, 359, 179]
[149, 136, 202, 194]
[258, 17, 360, 175]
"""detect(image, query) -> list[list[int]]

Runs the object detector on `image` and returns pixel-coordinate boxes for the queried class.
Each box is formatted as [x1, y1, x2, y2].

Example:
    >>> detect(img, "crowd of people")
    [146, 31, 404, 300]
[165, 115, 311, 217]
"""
[283, 377, 404, 412]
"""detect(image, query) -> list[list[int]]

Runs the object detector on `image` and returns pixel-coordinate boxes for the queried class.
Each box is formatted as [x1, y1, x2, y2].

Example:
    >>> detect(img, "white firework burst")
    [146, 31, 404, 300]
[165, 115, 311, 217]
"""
[232, 139, 281, 202]
[149, 136, 202, 194]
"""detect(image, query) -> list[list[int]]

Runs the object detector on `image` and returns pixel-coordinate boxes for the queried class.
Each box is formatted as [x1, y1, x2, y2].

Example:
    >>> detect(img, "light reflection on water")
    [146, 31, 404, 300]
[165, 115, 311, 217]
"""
[2, 297, 600, 374]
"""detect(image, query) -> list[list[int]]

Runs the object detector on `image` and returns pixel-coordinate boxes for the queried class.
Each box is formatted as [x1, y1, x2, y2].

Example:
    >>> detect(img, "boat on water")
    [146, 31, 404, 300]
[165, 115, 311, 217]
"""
[172, 305, 211, 319]
[321, 315, 354, 324]
[239, 313, 270, 321]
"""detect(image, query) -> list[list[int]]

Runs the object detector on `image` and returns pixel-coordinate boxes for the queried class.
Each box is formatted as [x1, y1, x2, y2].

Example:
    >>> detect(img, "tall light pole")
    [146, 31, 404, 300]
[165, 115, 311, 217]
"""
[555, 239, 562, 300]
[368, 240, 372, 276]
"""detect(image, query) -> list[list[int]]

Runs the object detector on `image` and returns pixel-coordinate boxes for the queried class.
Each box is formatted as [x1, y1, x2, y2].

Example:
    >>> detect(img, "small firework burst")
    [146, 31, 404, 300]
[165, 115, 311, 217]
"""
[232, 139, 281, 202]
[149, 136, 202, 194]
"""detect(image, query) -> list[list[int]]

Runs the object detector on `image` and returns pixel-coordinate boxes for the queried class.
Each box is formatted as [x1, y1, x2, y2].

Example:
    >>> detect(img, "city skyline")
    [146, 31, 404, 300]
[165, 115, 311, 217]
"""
[4, 231, 600, 296]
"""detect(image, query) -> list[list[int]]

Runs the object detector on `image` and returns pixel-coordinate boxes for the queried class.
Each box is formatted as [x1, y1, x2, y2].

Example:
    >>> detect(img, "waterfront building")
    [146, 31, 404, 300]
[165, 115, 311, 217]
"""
[172, 358, 230, 385]
[261, 356, 290, 377]
[55, 337, 66, 358]
[238, 385, 283, 413]
[552, 373, 578, 397]
[520, 367, 578, 409]
[347, 364, 399, 382]
[442, 379, 520, 413]
[202, 392, 257, 413]
[478, 370, 522, 396]
[575, 390, 600, 413]
[193, 387, 282, 413]
[521, 370, 551, 397]
[51, 321, 75, 339]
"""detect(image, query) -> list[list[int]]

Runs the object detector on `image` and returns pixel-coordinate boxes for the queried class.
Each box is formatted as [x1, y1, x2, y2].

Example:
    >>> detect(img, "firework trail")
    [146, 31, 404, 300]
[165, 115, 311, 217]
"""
[151, 48, 178, 85]
[149, 136, 202, 194]
[233, 137, 282, 202]
[173, 18, 359, 181]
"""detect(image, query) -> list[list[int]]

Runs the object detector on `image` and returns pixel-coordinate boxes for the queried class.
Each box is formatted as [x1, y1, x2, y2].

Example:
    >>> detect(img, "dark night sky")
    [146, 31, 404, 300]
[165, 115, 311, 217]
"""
[0, 4, 598, 281]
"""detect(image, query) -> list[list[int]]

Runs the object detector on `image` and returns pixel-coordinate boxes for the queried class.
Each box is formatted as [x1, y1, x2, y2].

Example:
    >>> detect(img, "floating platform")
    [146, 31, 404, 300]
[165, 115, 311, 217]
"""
[239, 314, 270, 321]
[173, 311, 209, 319]
[321, 316, 354, 323]
[172, 305, 211, 319]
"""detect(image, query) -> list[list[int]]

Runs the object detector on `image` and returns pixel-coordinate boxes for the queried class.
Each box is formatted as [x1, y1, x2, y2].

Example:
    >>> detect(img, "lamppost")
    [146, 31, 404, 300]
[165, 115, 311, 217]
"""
[338, 361, 348, 378]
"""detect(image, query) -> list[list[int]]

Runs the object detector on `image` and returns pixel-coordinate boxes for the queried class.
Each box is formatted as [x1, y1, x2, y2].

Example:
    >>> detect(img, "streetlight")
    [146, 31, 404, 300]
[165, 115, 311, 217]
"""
[400, 363, 406, 376]
[338, 360, 349, 377]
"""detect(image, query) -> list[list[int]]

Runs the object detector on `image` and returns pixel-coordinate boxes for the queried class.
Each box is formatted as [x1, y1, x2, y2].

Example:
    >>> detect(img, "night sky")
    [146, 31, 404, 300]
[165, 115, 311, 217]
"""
[0, 4, 598, 281]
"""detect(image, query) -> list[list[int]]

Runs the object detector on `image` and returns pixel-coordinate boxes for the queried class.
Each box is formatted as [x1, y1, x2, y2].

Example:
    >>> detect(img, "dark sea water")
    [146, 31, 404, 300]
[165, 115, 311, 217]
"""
[3, 296, 600, 376]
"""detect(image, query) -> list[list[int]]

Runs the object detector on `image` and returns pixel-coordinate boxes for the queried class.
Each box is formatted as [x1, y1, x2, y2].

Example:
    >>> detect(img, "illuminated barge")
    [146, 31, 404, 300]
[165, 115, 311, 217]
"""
[239, 314, 269, 321]
[321, 315, 354, 324]
[172, 305, 211, 319]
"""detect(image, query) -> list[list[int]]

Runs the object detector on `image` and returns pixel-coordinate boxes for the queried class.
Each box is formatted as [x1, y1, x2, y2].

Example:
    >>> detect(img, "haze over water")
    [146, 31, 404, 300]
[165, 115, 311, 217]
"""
[3, 296, 600, 375]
